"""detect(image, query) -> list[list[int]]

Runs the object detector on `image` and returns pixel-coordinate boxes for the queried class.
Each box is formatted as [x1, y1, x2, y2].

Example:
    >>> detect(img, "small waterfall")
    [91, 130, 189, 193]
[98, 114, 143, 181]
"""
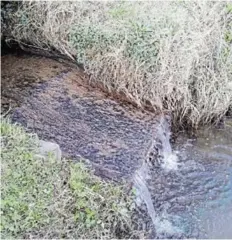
[134, 162, 157, 224]
[134, 162, 181, 237]
[156, 115, 179, 171]
[133, 115, 181, 237]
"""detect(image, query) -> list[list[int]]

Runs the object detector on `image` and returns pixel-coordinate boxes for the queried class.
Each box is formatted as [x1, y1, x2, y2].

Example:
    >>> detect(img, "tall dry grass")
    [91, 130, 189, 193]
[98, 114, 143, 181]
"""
[3, 1, 232, 128]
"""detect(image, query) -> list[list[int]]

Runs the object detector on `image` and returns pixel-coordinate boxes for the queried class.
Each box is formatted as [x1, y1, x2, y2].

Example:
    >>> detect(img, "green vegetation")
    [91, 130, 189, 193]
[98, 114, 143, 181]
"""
[1, 118, 139, 239]
[2, 1, 232, 128]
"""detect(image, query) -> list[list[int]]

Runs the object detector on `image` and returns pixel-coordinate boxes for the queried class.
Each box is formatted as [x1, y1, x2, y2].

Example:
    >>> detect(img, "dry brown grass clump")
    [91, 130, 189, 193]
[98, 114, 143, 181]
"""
[2, 1, 232, 128]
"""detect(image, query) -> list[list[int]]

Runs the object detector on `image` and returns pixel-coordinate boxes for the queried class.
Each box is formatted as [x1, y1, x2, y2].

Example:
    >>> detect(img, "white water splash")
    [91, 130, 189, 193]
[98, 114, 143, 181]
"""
[134, 162, 155, 216]
[157, 115, 179, 171]
[134, 162, 181, 236]
[133, 116, 182, 236]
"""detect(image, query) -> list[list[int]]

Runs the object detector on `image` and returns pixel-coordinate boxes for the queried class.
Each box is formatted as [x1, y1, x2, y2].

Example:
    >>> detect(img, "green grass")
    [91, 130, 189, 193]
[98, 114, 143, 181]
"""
[1, 118, 139, 239]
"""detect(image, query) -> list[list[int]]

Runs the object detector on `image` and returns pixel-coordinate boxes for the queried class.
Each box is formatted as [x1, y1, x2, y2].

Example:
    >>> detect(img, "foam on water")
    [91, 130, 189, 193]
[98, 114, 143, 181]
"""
[162, 153, 179, 171]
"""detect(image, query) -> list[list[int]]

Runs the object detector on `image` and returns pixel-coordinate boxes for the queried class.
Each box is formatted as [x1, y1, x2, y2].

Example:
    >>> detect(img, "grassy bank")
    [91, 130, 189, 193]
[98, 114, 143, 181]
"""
[1, 118, 140, 239]
[2, 1, 232, 128]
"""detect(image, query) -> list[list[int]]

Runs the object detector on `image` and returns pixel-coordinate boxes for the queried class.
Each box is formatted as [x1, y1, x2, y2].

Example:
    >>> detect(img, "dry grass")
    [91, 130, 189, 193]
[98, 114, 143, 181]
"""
[3, 1, 232, 128]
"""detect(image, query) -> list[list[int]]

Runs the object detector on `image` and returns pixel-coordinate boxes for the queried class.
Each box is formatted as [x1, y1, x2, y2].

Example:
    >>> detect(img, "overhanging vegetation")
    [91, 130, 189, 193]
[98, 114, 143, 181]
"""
[2, 1, 232, 127]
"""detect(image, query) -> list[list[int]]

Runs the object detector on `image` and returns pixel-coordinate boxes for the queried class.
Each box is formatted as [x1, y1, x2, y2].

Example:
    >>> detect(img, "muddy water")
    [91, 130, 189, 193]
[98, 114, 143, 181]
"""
[1, 54, 232, 238]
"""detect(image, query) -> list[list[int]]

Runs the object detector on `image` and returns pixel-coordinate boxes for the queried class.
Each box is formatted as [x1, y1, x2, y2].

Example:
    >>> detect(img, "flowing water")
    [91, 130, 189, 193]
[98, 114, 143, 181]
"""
[134, 118, 232, 238]
[2, 53, 232, 239]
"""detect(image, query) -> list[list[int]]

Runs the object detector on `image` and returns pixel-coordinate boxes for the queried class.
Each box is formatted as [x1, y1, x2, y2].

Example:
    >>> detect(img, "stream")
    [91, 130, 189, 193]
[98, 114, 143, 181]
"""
[1, 53, 232, 238]
[135, 117, 232, 238]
